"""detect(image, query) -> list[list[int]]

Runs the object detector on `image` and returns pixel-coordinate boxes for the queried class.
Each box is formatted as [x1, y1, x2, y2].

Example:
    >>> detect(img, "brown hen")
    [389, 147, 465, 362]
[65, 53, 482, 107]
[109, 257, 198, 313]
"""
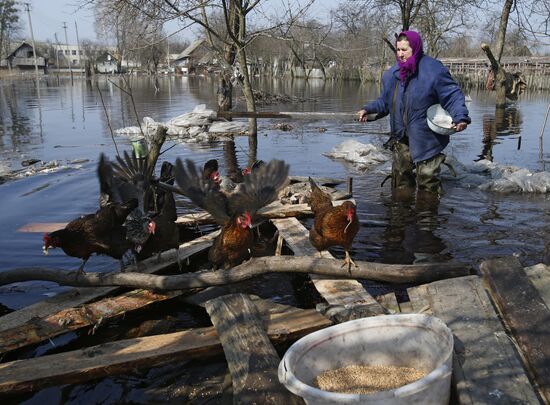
[308, 177, 360, 273]
[174, 158, 289, 269]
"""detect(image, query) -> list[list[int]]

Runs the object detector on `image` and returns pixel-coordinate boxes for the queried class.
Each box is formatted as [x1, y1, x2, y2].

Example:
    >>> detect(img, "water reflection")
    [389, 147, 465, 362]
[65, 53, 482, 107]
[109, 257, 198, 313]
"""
[478, 106, 522, 161]
[380, 189, 447, 264]
[0, 83, 37, 164]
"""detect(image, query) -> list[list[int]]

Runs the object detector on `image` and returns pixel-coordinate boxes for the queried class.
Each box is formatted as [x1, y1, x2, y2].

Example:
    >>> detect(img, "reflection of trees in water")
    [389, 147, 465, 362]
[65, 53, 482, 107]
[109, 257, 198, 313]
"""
[0, 83, 34, 153]
[478, 106, 522, 162]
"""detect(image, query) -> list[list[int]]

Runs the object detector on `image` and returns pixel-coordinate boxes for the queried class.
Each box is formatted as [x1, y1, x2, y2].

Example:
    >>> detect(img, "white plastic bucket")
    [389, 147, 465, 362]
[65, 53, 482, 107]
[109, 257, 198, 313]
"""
[278, 314, 453, 405]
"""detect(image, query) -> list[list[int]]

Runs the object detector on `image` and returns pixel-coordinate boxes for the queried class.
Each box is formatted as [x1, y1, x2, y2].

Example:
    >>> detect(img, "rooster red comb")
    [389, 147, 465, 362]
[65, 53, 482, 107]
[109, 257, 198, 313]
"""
[43, 232, 57, 251]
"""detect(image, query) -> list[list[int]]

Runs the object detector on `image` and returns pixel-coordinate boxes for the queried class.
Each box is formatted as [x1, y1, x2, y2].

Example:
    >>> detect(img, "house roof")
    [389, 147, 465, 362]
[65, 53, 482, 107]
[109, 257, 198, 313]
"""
[7, 41, 35, 58]
[174, 39, 206, 60]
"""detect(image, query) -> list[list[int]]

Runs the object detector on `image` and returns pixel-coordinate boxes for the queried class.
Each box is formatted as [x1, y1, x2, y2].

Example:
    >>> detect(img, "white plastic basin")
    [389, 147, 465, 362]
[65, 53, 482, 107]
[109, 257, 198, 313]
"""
[427, 104, 455, 135]
[278, 314, 454, 405]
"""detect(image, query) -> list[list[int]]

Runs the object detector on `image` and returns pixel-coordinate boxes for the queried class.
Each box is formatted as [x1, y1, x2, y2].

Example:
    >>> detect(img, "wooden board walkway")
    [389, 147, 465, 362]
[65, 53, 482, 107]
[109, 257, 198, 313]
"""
[0, 296, 331, 394]
[271, 216, 386, 314]
[0, 232, 218, 334]
[399, 275, 540, 404]
[481, 257, 550, 404]
[204, 294, 303, 404]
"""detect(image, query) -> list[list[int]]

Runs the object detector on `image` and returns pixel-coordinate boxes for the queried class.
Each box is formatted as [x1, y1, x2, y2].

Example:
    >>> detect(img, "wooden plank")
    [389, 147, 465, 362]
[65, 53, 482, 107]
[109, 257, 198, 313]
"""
[176, 201, 314, 226]
[407, 275, 539, 405]
[375, 292, 399, 314]
[288, 175, 345, 186]
[271, 217, 385, 314]
[0, 231, 218, 333]
[0, 289, 181, 354]
[17, 222, 68, 233]
[524, 263, 550, 309]
[0, 299, 331, 394]
[204, 294, 303, 404]
[481, 257, 550, 403]
[20, 191, 349, 232]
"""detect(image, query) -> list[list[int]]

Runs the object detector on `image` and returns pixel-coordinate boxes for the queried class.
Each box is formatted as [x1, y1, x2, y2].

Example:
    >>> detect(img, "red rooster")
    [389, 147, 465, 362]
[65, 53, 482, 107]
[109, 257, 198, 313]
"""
[174, 158, 289, 269]
[42, 199, 137, 273]
[308, 177, 359, 273]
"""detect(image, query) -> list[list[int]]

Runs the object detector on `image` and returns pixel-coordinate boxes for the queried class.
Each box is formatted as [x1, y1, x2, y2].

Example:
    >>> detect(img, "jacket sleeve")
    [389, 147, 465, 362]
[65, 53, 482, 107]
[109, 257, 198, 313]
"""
[435, 66, 471, 124]
[362, 69, 394, 118]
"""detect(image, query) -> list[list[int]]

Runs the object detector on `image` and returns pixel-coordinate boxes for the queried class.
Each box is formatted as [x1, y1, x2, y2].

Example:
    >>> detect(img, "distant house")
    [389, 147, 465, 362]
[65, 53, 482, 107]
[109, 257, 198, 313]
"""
[173, 39, 217, 74]
[96, 51, 120, 74]
[53, 44, 85, 68]
[1, 42, 47, 73]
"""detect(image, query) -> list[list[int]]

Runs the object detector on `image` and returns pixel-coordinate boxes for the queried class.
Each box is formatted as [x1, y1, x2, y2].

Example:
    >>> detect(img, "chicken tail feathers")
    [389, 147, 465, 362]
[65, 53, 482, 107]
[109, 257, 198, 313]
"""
[308, 177, 332, 213]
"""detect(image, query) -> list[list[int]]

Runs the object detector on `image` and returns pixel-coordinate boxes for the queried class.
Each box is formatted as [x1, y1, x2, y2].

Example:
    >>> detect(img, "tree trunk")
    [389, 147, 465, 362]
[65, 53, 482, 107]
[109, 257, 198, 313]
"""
[481, 0, 514, 107]
[236, 10, 257, 136]
[481, 43, 508, 108]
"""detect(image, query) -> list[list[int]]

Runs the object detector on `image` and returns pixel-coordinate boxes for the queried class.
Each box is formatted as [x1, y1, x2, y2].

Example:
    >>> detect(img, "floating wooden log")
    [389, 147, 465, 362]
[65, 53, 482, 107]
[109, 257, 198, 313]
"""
[480, 256, 550, 403]
[204, 294, 303, 404]
[271, 217, 386, 316]
[403, 275, 540, 404]
[0, 297, 331, 395]
[0, 232, 218, 333]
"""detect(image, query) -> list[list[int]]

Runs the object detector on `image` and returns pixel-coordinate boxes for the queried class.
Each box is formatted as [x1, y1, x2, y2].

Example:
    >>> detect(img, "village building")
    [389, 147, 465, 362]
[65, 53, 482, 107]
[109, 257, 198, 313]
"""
[52, 44, 85, 68]
[173, 39, 218, 75]
[0, 42, 47, 73]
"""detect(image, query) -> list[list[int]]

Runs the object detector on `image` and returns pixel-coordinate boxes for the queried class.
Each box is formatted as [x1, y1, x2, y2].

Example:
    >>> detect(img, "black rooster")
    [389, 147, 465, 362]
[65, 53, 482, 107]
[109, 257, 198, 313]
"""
[97, 151, 156, 256]
[137, 161, 180, 264]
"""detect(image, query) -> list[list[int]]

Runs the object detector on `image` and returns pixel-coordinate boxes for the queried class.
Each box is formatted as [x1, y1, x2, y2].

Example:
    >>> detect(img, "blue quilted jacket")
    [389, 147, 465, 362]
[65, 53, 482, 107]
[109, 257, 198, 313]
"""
[363, 54, 471, 163]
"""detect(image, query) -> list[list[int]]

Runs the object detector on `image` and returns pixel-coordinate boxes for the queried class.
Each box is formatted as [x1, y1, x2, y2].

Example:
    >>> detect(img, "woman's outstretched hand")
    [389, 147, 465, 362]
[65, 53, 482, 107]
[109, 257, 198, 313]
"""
[454, 122, 468, 132]
[357, 109, 369, 122]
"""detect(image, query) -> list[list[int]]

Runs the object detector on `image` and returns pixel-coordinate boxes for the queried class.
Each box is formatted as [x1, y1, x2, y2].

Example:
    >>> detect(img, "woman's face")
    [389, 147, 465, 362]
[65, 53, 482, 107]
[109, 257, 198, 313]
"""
[396, 39, 413, 62]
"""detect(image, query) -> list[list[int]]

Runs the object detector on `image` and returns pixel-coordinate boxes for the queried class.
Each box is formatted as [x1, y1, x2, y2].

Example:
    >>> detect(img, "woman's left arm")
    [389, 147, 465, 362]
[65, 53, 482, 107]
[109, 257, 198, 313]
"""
[435, 66, 471, 128]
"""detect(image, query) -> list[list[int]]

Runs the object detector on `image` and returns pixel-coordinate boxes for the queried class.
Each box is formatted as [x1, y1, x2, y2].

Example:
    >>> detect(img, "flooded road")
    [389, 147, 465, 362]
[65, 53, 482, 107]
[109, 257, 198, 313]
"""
[1, 75, 550, 403]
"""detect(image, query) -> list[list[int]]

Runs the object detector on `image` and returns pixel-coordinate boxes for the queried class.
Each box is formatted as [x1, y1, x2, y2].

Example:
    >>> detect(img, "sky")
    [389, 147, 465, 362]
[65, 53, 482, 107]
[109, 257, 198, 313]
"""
[21, 0, 334, 45]
[23, 1, 98, 43]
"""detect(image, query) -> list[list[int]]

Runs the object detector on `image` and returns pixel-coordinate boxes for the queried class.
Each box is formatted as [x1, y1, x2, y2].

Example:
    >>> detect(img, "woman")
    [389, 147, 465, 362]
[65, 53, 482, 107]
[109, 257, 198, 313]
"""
[358, 31, 470, 195]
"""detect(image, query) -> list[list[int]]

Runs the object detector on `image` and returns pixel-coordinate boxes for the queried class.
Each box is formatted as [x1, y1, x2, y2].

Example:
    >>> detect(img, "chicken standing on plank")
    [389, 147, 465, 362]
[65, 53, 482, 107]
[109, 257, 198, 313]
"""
[42, 199, 138, 273]
[308, 177, 359, 273]
[174, 158, 289, 269]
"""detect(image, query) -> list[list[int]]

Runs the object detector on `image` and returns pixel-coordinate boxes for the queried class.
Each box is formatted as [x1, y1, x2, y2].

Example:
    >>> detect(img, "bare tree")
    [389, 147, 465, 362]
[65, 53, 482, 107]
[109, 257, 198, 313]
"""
[415, 0, 477, 56]
[0, 0, 21, 62]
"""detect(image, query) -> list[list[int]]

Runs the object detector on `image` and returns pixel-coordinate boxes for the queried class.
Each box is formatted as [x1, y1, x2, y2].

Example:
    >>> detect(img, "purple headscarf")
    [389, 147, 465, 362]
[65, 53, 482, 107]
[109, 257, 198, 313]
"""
[396, 31, 423, 85]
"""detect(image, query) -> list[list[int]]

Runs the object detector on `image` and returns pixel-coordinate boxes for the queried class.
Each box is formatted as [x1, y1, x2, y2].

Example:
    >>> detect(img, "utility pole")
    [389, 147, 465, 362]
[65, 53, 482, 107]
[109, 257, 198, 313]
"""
[166, 40, 170, 73]
[54, 33, 60, 70]
[74, 20, 82, 75]
[23, 3, 39, 78]
[62, 21, 73, 79]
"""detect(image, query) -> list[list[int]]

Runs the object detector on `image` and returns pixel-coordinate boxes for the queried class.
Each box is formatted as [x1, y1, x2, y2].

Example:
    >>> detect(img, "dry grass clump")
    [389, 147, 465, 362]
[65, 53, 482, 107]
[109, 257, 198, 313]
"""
[314, 364, 427, 394]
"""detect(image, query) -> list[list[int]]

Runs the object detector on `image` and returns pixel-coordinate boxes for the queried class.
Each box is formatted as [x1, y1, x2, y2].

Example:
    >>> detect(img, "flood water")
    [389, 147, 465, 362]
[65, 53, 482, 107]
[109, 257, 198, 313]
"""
[1, 75, 550, 403]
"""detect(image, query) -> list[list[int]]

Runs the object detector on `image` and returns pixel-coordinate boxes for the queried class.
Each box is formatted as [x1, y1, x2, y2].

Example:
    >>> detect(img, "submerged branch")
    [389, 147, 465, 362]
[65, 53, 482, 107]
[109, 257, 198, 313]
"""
[0, 257, 472, 290]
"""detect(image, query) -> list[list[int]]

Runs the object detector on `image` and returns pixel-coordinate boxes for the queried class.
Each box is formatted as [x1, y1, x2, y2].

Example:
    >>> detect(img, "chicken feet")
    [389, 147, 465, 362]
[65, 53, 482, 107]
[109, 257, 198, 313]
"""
[342, 250, 358, 274]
